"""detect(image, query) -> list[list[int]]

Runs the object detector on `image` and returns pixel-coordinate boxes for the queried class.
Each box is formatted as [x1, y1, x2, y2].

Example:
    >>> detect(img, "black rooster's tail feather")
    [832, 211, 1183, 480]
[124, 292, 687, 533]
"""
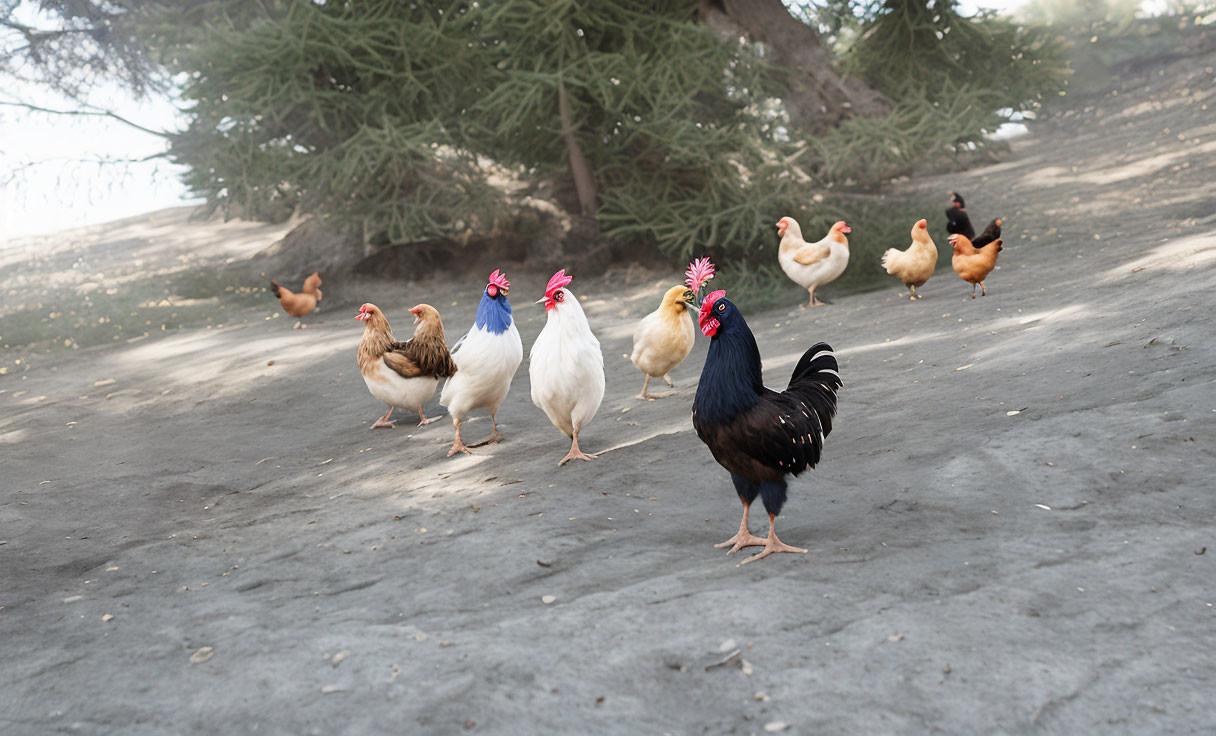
[790, 342, 842, 390]
[787, 342, 842, 438]
[269, 280, 282, 298]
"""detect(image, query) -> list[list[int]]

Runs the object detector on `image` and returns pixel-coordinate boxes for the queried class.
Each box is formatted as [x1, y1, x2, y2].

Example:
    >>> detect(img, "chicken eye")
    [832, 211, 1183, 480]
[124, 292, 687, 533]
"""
[716, 302, 725, 312]
[487, 285, 498, 297]
[555, 291, 565, 302]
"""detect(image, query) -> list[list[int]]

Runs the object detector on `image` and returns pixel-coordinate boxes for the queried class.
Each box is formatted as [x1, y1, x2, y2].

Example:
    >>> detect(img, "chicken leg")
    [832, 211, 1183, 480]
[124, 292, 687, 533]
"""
[803, 285, 824, 309]
[371, 407, 396, 429]
[417, 406, 443, 426]
[558, 430, 597, 466]
[447, 419, 473, 457]
[638, 374, 676, 401]
[714, 500, 767, 554]
[738, 514, 808, 565]
[469, 412, 504, 448]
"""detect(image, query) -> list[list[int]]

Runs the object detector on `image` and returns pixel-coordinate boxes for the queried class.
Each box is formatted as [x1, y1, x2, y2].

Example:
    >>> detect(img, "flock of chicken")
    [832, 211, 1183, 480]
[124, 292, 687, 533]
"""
[269, 191, 1001, 564]
[780, 190, 1004, 305]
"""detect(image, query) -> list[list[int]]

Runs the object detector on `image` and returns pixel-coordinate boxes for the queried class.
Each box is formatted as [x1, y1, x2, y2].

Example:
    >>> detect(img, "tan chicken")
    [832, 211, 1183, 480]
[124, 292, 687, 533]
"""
[630, 285, 696, 399]
[776, 218, 851, 308]
[270, 272, 322, 322]
[950, 233, 1003, 298]
[355, 303, 456, 429]
[882, 219, 938, 301]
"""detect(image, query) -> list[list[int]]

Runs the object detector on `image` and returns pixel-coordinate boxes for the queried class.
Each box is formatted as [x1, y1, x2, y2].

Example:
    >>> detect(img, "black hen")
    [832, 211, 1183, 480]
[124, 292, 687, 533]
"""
[971, 218, 1003, 249]
[945, 190, 976, 240]
[691, 290, 842, 564]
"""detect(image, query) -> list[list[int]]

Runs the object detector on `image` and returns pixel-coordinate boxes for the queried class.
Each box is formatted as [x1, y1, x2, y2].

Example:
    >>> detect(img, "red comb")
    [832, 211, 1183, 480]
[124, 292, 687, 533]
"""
[685, 257, 715, 292]
[544, 269, 573, 299]
[488, 269, 510, 291]
[699, 289, 726, 324]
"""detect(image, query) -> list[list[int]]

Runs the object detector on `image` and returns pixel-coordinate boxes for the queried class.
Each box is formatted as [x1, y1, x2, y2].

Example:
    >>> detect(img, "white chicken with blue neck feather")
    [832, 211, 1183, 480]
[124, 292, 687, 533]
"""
[528, 269, 605, 466]
[440, 270, 523, 457]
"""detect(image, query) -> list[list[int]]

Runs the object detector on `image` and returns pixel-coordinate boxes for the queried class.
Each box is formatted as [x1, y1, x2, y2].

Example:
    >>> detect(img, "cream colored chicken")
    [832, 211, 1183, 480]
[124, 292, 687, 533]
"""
[776, 218, 851, 308]
[629, 285, 696, 399]
[882, 219, 938, 300]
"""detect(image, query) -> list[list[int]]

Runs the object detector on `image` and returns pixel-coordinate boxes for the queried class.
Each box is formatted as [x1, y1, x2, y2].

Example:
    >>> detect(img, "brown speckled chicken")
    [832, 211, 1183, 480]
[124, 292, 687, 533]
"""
[882, 219, 938, 301]
[356, 303, 456, 429]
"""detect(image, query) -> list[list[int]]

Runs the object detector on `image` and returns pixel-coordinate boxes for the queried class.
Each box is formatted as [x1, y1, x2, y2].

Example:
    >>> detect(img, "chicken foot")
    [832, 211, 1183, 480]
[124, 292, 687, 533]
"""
[558, 430, 597, 466]
[738, 514, 808, 565]
[801, 286, 825, 309]
[907, 284, 923, 301]
[447, 419, 473, 457]
[417, 406, 443, 426]
[714, 501, 767, 554]
[637, 375, 676, 400]
[370, 407, 396, 429]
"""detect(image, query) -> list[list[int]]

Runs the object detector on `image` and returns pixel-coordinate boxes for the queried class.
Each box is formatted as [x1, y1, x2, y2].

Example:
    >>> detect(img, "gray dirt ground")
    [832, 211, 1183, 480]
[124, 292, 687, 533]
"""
[3, 42, 1216, 736]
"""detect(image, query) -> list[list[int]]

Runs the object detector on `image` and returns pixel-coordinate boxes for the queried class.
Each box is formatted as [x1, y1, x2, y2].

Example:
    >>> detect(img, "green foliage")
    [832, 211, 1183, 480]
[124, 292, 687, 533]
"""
[805, 85, 1005, 184]
[0, 0, 168, 99]
[846, 0, 1067, 112]
[152, 0, 1069, 300]
[166, 1, 501, 235]
[784, 0, 1070, 187]
[163, 0, 825, 264]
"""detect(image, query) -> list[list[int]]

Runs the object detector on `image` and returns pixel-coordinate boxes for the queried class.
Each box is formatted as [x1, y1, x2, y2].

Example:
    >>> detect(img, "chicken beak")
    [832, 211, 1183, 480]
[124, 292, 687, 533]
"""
[535, 297, 547, 304]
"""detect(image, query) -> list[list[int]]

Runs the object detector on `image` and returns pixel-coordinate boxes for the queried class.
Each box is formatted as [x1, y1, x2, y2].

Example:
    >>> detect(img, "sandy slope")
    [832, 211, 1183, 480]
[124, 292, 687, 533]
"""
[2, 43, 1215, 735]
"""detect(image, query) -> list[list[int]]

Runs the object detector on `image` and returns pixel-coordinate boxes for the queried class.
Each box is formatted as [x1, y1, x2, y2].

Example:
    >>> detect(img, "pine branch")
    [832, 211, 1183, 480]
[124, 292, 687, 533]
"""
[0, 100, 172, 138]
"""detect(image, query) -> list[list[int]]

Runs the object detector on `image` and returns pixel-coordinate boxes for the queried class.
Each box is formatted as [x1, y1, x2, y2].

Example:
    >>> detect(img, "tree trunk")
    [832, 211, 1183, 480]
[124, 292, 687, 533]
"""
[556, 77, 601, 256]
[696, 0, 887, 135]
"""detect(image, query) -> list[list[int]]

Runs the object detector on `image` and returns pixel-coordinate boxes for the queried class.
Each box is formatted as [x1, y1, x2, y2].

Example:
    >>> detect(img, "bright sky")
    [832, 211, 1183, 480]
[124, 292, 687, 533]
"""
[0, 79, 198, 239]
[0, 0, 1162, 240]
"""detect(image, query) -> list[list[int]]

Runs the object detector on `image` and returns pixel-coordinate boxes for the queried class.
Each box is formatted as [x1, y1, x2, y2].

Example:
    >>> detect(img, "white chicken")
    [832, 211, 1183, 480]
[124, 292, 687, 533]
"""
[529, 269, 605, 466]
[440, 270, 524, 457]
[776, 217, 851, 308]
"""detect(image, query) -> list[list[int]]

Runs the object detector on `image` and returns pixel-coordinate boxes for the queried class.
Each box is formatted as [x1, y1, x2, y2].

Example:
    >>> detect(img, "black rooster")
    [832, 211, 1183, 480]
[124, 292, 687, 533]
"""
[971, 218, 1003, 249]
[691, 290, 842, 564]
[946, 191, 976, 240]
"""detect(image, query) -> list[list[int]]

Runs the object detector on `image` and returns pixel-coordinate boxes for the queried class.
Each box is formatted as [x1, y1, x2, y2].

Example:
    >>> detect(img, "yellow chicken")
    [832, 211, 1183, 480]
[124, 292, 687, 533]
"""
[882, 219, 938, 300]
[629, 285, 696, 400]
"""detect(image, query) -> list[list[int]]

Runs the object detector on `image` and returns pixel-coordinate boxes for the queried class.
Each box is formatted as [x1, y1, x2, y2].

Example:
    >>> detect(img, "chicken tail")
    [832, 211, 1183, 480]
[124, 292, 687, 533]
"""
[786, 342, 842, 438]
[881, 249, 899, 274]
[270, 280, 282, 298]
